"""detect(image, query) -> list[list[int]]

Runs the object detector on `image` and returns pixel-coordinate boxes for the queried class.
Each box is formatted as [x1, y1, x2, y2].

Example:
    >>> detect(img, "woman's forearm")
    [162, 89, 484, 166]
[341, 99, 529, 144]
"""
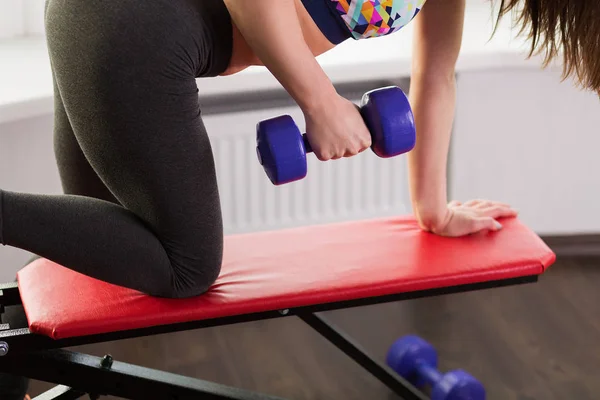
[408, 72, 456, 229]
[406, 0, 464, 230]
[222, 0, 336, 112]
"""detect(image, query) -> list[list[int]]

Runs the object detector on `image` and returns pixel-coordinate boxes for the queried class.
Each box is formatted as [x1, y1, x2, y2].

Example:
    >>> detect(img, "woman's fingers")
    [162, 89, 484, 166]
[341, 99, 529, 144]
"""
[462, 199, 512, 209]
[436, 199, 518, 237]
[462, 199, 487, 207]
[471, 217, 503, 232]
[477, 205, 519, 218]
[475, 201, 512, 209]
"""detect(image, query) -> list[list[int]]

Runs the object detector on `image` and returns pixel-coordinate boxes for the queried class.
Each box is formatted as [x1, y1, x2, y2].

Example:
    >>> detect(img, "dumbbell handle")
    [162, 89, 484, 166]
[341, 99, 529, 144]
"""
[301, 134, 313, 154]
[300, 103, 364, 155]
[415, 360, 443, 386]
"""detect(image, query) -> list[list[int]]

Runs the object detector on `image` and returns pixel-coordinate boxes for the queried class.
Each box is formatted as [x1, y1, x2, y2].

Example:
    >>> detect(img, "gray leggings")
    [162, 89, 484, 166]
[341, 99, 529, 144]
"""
[0, 0, 233, 299]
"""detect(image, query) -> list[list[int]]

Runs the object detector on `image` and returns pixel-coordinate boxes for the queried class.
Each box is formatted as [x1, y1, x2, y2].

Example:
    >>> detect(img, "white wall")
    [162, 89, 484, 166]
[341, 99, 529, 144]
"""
[0, 113, 60, 280]
[0, 1, 24, 39]
[0, 0, 45, 39]
[451, 67, 600, 235]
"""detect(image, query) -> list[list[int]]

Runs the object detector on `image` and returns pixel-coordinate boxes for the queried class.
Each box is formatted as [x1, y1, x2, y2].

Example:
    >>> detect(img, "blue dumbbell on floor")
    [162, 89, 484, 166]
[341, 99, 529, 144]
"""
[386, 335, 486, 400]
[256, 86, 416, 185]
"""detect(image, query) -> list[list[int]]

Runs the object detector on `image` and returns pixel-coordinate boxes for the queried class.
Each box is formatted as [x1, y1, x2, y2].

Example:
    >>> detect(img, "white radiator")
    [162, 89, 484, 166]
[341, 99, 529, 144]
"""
[203, 105, 412, 235]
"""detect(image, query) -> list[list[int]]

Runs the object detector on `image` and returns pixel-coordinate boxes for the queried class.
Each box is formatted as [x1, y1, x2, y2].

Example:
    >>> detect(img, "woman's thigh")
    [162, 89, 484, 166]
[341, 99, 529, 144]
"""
[42, 0, 233, 297]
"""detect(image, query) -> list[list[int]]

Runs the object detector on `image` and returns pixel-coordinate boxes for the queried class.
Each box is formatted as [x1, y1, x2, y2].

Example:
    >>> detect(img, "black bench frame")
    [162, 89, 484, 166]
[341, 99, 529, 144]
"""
[0, 275, 538, 400]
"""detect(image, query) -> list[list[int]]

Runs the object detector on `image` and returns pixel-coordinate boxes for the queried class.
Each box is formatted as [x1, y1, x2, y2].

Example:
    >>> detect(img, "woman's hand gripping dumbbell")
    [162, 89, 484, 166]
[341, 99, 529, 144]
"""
[255, 86, 416, 185]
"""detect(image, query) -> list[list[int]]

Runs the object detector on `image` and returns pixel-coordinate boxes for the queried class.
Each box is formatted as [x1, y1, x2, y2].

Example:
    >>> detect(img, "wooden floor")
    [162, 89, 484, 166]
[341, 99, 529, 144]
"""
[27, 255, 600, 400]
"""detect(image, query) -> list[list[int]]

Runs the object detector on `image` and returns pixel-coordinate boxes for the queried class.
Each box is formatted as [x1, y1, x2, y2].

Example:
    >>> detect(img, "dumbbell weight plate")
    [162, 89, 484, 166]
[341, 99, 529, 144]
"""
[361, 86, 416, 158]
[386, 335, 438, 388]
[256, 115, 309, 185]
[433, 370, 486, 400]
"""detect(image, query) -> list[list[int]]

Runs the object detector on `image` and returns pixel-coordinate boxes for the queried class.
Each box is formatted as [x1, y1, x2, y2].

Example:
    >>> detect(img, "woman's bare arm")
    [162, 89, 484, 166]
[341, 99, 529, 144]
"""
[223, 0, 372, 160]
[408, 0, 465, 230]
[222, 0, 336, 112]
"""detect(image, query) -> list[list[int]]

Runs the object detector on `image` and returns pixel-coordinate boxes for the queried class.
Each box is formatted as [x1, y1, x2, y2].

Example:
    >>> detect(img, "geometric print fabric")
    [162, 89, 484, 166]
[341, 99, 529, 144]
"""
[330, 0, 427, 39]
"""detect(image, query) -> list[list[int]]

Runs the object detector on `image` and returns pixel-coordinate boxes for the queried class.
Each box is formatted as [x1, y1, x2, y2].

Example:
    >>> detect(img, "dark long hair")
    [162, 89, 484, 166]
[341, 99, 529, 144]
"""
[495, 0, 600, 94]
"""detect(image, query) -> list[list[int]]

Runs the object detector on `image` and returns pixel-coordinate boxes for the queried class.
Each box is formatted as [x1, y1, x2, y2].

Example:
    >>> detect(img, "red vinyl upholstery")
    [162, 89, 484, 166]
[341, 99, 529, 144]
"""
[17, 216, 555, 340]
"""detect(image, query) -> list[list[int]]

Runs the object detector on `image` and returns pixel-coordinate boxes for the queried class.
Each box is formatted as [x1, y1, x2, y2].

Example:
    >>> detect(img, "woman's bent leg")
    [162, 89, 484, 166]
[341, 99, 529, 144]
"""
[0, 0, 233, 298]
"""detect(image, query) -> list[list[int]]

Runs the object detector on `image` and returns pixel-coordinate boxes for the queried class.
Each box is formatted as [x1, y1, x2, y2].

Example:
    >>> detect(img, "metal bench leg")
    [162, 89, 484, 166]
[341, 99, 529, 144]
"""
[298, 313, 428, 400]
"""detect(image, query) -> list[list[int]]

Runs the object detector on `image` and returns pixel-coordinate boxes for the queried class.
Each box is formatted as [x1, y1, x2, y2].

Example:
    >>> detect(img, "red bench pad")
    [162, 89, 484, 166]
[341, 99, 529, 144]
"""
[17, 216, 555, 340]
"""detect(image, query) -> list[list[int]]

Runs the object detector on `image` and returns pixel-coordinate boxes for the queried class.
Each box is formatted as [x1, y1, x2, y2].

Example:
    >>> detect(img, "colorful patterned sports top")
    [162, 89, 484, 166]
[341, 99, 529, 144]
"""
[302, 0, 427, 44]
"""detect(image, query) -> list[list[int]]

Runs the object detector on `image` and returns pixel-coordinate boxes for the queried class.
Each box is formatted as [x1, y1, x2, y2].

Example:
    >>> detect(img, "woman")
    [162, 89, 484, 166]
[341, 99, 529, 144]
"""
[1, 0, 598, 398]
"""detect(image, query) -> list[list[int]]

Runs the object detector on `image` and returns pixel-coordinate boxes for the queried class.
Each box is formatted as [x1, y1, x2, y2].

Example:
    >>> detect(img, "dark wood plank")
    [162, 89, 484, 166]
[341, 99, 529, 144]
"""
[542, 234, 600, 256]
[26, 256, 600, 400]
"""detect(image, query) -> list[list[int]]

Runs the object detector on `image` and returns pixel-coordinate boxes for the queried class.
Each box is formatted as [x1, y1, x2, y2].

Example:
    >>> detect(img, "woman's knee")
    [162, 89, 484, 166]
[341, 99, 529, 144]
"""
[163, 236, 224, 299]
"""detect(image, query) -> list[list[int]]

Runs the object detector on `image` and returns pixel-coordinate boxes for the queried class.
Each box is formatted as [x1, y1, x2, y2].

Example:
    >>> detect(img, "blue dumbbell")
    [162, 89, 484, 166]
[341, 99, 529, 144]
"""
[386, 335, 486, 400]
[256, 86, 416, 185]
